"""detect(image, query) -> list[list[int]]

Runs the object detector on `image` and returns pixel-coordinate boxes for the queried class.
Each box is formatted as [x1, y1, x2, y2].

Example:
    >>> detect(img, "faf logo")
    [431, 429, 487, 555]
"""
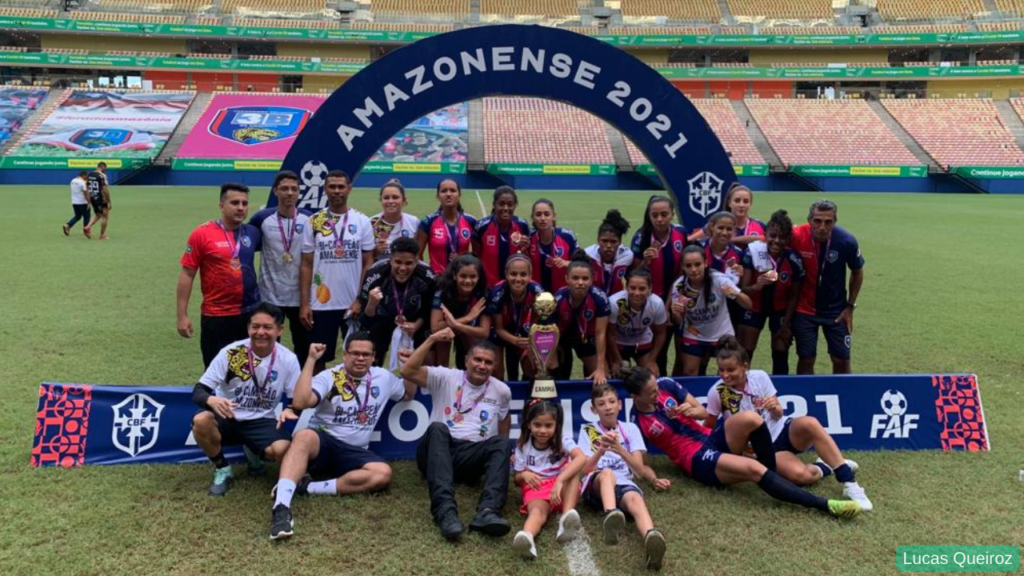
[112, 393, 165, 457]
[870, 389, 919, 439]
[687, 171, 724, 218]
[298, 160, 329, 211]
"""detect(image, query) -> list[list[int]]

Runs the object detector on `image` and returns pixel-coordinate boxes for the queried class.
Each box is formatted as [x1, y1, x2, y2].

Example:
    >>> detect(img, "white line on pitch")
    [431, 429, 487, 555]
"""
[475, 189, 487, 218]
[564, 527, 602, 576]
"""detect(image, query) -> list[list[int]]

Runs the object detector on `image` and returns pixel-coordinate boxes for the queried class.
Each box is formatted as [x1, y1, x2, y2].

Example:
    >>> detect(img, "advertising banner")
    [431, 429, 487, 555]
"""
[32, 374, 988, 467]
[638, 163, 769, 177]
[952, 166, 1024, 179]
[0, 87, 47, 146]
[791, 165, 928, 178]
[486, 163, 617, 176]
[7, 90, 191, 167]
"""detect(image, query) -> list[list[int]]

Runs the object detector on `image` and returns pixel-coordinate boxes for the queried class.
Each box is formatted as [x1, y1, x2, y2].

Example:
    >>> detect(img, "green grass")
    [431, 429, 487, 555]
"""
[1, 185, 1022, 576]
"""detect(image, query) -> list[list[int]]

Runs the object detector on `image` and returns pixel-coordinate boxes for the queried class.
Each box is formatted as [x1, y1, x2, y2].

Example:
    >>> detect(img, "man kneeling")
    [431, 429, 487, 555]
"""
[270, 332, 415, 540]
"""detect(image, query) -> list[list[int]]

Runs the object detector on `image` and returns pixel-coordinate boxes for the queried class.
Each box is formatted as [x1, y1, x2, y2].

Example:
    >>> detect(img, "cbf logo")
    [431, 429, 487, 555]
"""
[298, 160, 328, 211]
[870, 389, 919, 439]
[687, 172, 724, 218]
[112, 393, 165, 457]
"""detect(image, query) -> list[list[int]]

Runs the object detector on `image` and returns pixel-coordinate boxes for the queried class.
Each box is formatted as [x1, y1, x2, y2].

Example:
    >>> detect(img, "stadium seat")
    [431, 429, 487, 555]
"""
[0, 8, 58, 18]
[618, 0, 721, 22]
[349, 21, 455, 32]
[479, 0, 580, 17]
[727, 0, 833, 21]
[234, 17, 337, 28]
[69, 11, 187, 24]
[483, 97, 615, 164]
[883, 98, 1024, 168]
[760, 26, 864, 35]
[873, 24, 968, 34]
[746, 99, 920, 167]
[221, 0, 327, 14]
[977, 20, 1021, 31]
[625, 99, 764, 166]
[370, 0, 471, 17]
[876, 0, 986, 21]
[607, 26, 713, 35]
[91, 0, 209, 13]
[995, 0, 1024, 17]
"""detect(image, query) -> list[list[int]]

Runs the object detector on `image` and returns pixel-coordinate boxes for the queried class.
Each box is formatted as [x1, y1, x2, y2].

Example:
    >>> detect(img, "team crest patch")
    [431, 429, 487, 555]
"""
[69, 129, 132, 149]
[461, 229, 471, 239]
[241, 235, 252, 248]
[844, 335, 853, 348]
[780, 271, 790, 282]
[555, 247, 564, 257]
[643, 317, 652, 325]
[209, 106, 311, 145]
[674, 240, 683, 251]
[486, 236, 496, 246]
[184, 245, 192, 253]
[371, 386, 380, 399]
[480, 410, 490, 421]
[296, 223, 305, 232]
[401, 230, 411, 237]
[268, 370, 278, 383]
[827, 250, 839, 263]
[583, 424, 601, 448]
[583, 310, 594, 320]
[348, 224, 357, 234]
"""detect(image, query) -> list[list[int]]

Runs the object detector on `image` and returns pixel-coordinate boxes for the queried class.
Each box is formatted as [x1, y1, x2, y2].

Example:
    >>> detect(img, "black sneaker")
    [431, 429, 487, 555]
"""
[438, 510, 464, 541]
[295, 474, 312, 496]
[270, 504, 294, 540]
[644, 528, 667, 570]
[468, 508, 511, 537]
[62, 224, 70, 236]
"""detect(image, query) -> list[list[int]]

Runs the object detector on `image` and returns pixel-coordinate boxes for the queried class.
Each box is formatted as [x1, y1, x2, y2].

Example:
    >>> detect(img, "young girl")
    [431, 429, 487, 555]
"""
[553, 250, 610, 385]
[606, 269, 669, 378]
[578, 384, 668, 570]
[512, 399, 588, 559]
[431, 254, 490, 369]
[624, 366, 862, 520]
[585, 209, 634, 297]
[738, 209, 805, 373]
[699, 211, 744, 280]
[670, 245, 752, 376]
[529, 199, 579, 293]
[418, 179, 477, 275]
[474, 185, 531, 286]
[703, 338, 872, 510]
[489, 254, 544, 381]
[370, 179, 420, 262]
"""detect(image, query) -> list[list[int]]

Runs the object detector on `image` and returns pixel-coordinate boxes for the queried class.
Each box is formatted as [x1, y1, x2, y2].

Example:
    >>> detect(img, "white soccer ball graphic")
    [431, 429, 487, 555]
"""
[880, 389, 908, 417]
[301, 160, 328, 189]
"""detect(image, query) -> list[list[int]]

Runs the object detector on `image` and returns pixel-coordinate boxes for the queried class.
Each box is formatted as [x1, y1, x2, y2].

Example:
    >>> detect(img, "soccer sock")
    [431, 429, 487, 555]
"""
[275, 479, 296, 508]
[748, 422, 777, 471]
[209, 451, 227, 469]
[814, 461, 834, 479]
[745, 348, 756, 363]
[757, 470, 828, 512]
[307, 479, 338, 496]
[771, 350, 789, 375]
[834, 463, 856, 483]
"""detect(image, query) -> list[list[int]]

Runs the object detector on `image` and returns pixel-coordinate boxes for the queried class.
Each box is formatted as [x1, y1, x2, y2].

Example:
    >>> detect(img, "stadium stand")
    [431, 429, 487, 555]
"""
[606, 26, 714, 35]
[882, 98, 1024, 168]
[746, 99, 921, 167]
[1, 89, 70, 155]
[233, 17, 337, 28]
[875, 0, 987, 21]
[977, 21, 1021, 31]
[1010, 97, 1024, 125]
[873, 24, 969, 33]
[994, 0, 1024, 17]
[483, 97, 615, 164]
[626, 99, 764, 166]
[91, 0, 210, 13]
[349, 21, 455, 32]
[479, 0, 581, 17]
[68, 11, 187, 23]
[761, 26, 864, 35]
[0, 7, 59, 18]
[726, 0, 833, 21]
[618, 0, 721, 21]
[370, 0, 471, 18]
[222, 0, 327, 15]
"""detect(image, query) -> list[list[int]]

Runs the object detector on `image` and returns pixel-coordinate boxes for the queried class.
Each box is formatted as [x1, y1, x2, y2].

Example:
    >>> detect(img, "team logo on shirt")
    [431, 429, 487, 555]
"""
[827, 250, 839, 263]
[371, 386, 380, 399]
[674, 240, 683, 252]
[349, 224, 357, 234]
[111, 393, 164, 458]
[583, 309, 594, 320]
[582, 424, 602, 449]
[486, 236, 496, 246]
[780, 272, 790, 282]
[555, 247, 564, 257]
[309, 211, 335, 237]
[226, 345, 257, 381]
[401, 230, 412, 237]
[461, 229, 471, 239]
[647, 420, 665, 437]
[241, 235, 252, 248]
[295, 223, 305, 232]
[615, 300, 631, 327]
[330, 370, 356, 402]
[717, 385, 742, 414]
[184, 245, 192, 253]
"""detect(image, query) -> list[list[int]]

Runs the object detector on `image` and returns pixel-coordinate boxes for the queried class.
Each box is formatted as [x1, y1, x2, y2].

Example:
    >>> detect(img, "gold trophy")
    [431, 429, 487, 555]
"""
[528, 292, 560, 399]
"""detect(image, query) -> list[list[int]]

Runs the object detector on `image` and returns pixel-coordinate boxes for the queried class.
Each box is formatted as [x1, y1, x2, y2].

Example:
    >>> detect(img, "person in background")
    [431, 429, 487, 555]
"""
[63, 170, 90, 237]
[528, 198, 578, 294]
[691, 184, 765, 248]
[83, 162, 111, 240]
[370, 179, 420, 262]
[418, 179, 477, 275]
[473, 185, 530, 286]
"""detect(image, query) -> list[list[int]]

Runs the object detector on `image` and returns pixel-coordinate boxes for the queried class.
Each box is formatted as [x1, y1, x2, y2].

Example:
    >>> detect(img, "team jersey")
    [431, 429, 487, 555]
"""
[630, 225, 689, 300]
[86, 171, 106, 201]
[577, 420, 646, 491]
[554, 286, 610, 343]
[419, 211, 477, 275]
[513, 435, 578, 478]
[359, 259, 436, 325]
[631, 378, 711, 475]
[432, 290, 485, 329]
[301, 208, 375, 311]
[70, 177, 87, 204]
[249, 208, 311, 307]
[742, 247, 805, 314]
[791, 224, 864, 318]
[370, 212, 420, 261]
[473, 215, 530, 286]
[670, 271, 738, 342]
[736, 217, 767, 240]
[180, 220, 262, 317]
[608, 291, 668, 348]
[487, 280, 544, 338]
[198, 339, 300, 421]
[425, 366, 511, 441]
[308, 365, 406, 448]
[585, 244, 634, 296]
[529, 227, 578, 293]
[699, 239, 745, 282]
[705, 370, 788, 441]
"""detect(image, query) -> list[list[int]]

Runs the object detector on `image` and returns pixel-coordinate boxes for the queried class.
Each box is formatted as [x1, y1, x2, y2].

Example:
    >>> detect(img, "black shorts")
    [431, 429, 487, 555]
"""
[565, 337, 598, 360]
[309, 429, 385, 480]
[200, 413, 290, 456]
[689, 445, 724, 487]
[90, 199, 107, 214]
[739, 309, 786, 334]
[200, 314, 250, 368]
[793, 313, 851, 360]
[309, 309, 350, 363]
[617, 343, 654, 362]
[771, 419, 803, 454]
[582, 476, 642, 514]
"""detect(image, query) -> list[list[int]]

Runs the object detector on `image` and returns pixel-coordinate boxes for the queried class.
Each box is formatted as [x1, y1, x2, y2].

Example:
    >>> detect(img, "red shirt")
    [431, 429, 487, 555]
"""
[473, 215, 530, 286]
[419, 211, 477, 275]
[529, 228, 578, 293]
[180, 220, 262, 316]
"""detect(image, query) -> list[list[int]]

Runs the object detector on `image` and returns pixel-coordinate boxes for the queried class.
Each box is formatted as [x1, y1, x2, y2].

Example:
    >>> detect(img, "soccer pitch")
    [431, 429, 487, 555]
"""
[1, 185, 1022, 576]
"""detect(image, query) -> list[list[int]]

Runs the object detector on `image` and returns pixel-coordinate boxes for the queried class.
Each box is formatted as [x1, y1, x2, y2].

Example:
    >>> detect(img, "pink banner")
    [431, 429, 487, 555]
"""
[176, 94, 326, 159]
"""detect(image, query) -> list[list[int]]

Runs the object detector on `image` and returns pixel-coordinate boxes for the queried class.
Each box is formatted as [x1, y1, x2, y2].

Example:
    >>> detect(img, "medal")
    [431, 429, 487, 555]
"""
[395, 314, 406, 326]
[453, 412, 464, 424]
[357, 410, 369, 424]
[392, 279, 408, 326]
[510, 230, 522, 245]
[276, 213, 296, 264]
[334, 246, 345, 258]
[330, 210, 350, 260]
[230, 257, 241, 270]
[282, 252, 293, 264]
[452, 373, 489, 424]
[339, 364, 373, 424]
[246, 342, 277, 407]
[216, 221, 243, 271]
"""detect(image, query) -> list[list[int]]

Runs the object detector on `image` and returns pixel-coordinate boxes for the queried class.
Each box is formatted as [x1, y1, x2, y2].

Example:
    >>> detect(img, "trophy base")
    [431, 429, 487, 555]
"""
[531, 379, 557, 399]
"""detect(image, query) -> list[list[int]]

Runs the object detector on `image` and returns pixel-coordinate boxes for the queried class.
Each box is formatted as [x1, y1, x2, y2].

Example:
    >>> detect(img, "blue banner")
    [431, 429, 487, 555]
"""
[32, 374, 988, 467]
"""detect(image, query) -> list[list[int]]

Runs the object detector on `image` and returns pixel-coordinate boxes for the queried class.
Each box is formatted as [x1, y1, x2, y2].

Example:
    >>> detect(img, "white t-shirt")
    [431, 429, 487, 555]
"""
[308, 365, 406, 448]
[198, 339, 300, 421]
[577, 420, 646, 491]
[671, 270, 738, 342]
[252, 209, 310, 307]
[301, 208, 375, 310]
[426, 366, 511, 441]
[513, 435, 578, 478]
[608, 291, 668, 347]
[370, 212, 421, 261]
[70, 178, 88, 204]
[705, 369, 788, 441]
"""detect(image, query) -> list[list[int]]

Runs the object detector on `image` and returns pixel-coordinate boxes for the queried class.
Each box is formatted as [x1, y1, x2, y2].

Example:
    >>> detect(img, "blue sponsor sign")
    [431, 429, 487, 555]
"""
[32, 374, 987, 467]
[210, 106, 311, 145]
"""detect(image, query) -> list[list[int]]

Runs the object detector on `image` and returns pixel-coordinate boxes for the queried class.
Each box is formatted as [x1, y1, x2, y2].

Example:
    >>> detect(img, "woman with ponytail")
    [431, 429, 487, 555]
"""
[553, 249, 610, 385]
[488, 253, 544, 381]
[370, 179, 421, 262]
[606, 268, 669, 378]
[417, 179, 477, 275]
[529, 198, 579, 293]
[585, 209, 634, 297]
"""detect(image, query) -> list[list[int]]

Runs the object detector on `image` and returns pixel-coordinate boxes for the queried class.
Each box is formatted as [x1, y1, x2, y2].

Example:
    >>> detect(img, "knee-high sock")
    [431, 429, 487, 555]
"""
[757, 470, 828, 511]
[771, 350, 789, 375]
[748, 422, 777, 471]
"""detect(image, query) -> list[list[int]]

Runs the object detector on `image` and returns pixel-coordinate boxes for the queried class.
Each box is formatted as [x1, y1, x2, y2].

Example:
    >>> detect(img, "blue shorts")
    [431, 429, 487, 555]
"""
[200, 412, 290, 456]
[793, 313, 851, 360]
[689, 445, 724, 488]
[739, 309, 786, 334]
[771, 419, 804, 454]
[565, 336, 598, 359]
[677, 337, 718, 358]
[309, 309, 350, 363]
[309, 429, 385, 480]
[707, 420, 730, 453]
[582, 476, 642, 513]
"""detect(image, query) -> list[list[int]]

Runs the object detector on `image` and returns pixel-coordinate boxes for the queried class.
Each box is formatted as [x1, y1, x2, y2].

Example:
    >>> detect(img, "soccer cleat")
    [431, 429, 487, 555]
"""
[468, 508, 511, 537]
[270, 504, 294, 540]
[438, 510, 464, 541]
[644, 529, 667, 570]
[827, 499, 862, 519]
[244, 445, 267, 477]
[83, 226, 92, 239]
[62, 224, 70, 236]
[556, 509, 581, 543]
[209, 465, 234, 496]
[512, 530, 537, 560]
[602, 509, 626, 545]
[843, 483, 873, 512]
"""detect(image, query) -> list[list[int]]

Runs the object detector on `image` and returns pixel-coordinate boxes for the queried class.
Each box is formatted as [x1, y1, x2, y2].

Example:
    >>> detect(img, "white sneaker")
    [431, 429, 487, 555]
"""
[556, 509, 581, 543]
[843, 482, 873, 512]
[512, 530, 537, 559]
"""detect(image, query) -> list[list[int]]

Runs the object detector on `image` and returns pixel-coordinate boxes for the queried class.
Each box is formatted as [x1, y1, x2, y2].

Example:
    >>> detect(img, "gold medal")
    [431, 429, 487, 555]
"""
[282, 252, 293, 264]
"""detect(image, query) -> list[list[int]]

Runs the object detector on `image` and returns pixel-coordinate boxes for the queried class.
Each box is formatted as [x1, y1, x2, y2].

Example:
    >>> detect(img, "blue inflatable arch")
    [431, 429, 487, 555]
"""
[277, 25, 737, 231]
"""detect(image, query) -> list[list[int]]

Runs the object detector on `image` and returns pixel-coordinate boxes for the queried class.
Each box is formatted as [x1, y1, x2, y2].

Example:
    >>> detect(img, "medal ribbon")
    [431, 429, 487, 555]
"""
[445, 218, 460, 256]
[816, 235, 831, 288]
[331, 210, 350, 255]
[391, 278, 408, 320]
[216, 221, 241, 263]
[596, 421, 631, 454]
[246, 343, 277, 405]
[454, 372, 490, 415]
[508, 289, 532, 334]
[573, 292, 590, 341]
[341, 364, 372, 415]
[276, 213, 295, 255]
